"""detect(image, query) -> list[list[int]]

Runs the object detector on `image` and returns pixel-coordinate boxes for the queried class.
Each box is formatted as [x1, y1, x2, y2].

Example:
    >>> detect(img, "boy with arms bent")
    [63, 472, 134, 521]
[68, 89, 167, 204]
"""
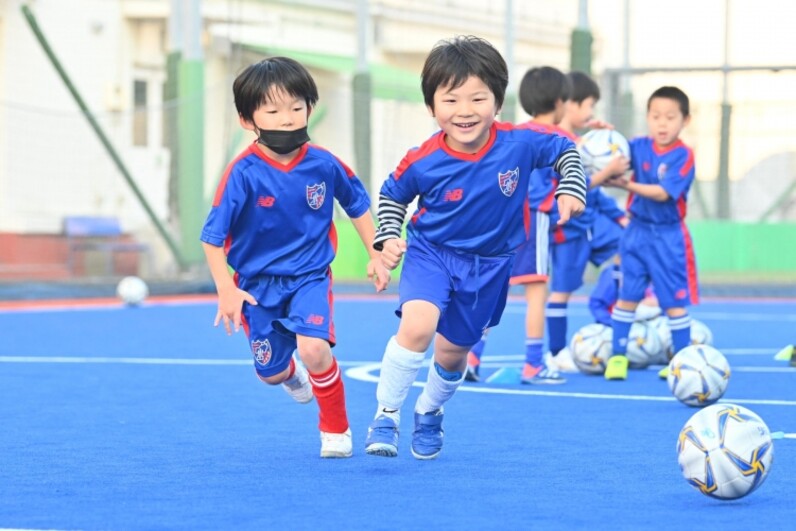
[604, 86, 698, 381]
[201, 57, 389, 458]
[365, 36, 587, 460]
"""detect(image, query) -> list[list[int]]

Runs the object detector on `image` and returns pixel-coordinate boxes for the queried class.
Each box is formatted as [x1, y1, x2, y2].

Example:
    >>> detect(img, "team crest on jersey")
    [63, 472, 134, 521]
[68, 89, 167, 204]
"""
[657, 163, 668, 181]
[498, 167, 520, 197]
[251, 339, 272, 366]
[306, 182, 326, 210]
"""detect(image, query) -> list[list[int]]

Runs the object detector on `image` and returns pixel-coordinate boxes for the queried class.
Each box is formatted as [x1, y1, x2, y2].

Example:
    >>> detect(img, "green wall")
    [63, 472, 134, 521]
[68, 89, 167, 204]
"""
[331, 220, 796, 282]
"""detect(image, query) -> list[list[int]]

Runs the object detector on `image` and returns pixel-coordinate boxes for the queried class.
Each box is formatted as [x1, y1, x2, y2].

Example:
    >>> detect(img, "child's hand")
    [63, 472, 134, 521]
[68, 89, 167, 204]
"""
[367, 259, 391, 292]
[381, 238, 407, 270]
[604, 174, 630, 189]
[214, 285, 257, 335]
[604, 155, 630, 177]
[556, 195, 586, 225]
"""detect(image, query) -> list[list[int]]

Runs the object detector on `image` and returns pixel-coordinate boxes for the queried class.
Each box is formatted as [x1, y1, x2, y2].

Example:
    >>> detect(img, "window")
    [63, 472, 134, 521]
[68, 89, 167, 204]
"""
[133, 79, 148, 146]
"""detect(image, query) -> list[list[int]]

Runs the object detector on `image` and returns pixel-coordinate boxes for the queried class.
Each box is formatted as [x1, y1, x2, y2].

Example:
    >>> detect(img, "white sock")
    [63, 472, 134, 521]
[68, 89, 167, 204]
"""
[414, 359, 466, 415]
[375, 336, 426, 425]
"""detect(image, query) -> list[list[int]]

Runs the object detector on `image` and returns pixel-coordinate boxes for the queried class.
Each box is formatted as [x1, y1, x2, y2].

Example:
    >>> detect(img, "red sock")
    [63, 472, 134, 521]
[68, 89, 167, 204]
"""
[309, 357, 348, 433]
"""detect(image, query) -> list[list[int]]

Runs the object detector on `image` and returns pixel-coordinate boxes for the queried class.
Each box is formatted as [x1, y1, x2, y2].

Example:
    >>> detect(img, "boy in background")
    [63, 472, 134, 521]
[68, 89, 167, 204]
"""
[201, 57, 389, 458]
[603, 86, 699, 381]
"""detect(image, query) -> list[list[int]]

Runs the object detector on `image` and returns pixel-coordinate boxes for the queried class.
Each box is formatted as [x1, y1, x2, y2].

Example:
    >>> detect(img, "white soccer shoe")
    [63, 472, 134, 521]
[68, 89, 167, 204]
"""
[320, 428, 353, 458]
[545, 348, 578, 374]
[281, 360, 314, 404]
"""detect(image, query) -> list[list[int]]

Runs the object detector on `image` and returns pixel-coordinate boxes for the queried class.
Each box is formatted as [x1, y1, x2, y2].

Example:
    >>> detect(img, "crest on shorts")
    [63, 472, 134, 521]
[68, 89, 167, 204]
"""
[498, 167, 520, 197]
[306, 182, 326, 210]
[251, 338, 272, 366]
[657, 163, 668, 181]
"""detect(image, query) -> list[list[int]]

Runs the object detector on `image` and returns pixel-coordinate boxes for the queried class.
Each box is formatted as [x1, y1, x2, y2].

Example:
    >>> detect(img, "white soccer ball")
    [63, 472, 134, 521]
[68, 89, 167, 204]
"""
[647, 315, 673, 364]
[578, 129, 631, 175]
[677, 403, 774, 500]
[691, 318, 714, 346]
[116, 275, 149, 306]
[626, 321, 663, 369]
[570, 323, 612, 375]
[667, 344, 731, 407]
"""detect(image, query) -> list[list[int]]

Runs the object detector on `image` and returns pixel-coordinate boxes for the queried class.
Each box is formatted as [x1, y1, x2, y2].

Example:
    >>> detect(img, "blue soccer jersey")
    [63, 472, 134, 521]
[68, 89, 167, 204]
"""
[626, 137, 695, 224]
[377, 122, 581, 256]
[521, 122, 575, 212]
[201, 142, 370, 278]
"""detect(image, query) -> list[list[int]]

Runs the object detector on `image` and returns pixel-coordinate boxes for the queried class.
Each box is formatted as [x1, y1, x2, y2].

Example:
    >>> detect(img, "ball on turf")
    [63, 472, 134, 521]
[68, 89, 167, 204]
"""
[578, 129, 630, 175]
[667, 344, 730, 407]
[117, 275, 149, 306]
[647, 315, 673, 364]
[570, 323, 612, 375]
[677, 403, 773, 500]
[690, 318, 713, 346]
[626, 321, 663, 369]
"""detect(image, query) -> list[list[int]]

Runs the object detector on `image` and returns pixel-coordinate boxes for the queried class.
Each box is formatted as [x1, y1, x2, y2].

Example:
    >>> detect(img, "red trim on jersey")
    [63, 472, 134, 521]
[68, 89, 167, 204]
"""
[212, 146, 255, 207]
[411, 207, 427, 225]
[680, 222, 699, 305]
[509, 273, 548, 285]
[249, 142, 308, 172]
[677, 196, 688, 219]
[438, 122, 498, 162]
[538, 178, 558, 212]
[651, 139, 684, 155]
[552, 225, 566, 244]
[679, 148, 695, 177]
[328, 222, 338, 254]
[311, 144, 357, 178]
[625, 172, 637, 211]
[520, 121, 576, 141]
[394, 133, 443, 180]
[523, 196, 531, 239]
[326, 267, 336, 346]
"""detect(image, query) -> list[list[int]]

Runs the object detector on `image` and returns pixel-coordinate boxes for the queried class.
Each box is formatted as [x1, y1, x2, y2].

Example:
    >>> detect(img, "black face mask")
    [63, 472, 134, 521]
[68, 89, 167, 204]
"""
[257, 126, 310, 155]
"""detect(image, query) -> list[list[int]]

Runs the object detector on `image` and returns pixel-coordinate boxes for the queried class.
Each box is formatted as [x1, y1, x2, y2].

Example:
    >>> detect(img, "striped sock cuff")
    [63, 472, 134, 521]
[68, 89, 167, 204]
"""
[309, 357, 341, 389]
[668, 314, 692, 330]
[612, 308, 636, 323]
[545, 302, 568, 318]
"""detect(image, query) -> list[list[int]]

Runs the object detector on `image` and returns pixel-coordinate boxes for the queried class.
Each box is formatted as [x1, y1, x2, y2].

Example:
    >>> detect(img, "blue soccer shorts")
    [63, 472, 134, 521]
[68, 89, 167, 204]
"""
[619, 220, 699, 310]
[550, 234, 591, 293]
[238, 268, 335, 378]
[397, 236, 514, 347]
[509, 210, 550, 284]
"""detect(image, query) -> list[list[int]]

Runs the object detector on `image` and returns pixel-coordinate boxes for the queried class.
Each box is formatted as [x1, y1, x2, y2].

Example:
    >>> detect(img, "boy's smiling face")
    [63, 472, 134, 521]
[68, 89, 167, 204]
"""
[429, 75, 499, 154]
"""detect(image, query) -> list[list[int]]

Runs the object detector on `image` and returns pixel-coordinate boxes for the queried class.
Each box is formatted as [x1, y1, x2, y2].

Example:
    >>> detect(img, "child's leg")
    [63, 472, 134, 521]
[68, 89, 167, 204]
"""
[523, 281, 547, 367]
[666, 307, 692, 355]
[297, 336, 348, 434]
[374, 300, 438, 424]
[546, 292, 571, 356]
[415, 334, 470, 415]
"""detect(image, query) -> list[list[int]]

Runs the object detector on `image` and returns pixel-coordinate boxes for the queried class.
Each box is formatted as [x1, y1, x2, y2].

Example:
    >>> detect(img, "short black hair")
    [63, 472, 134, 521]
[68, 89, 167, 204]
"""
[648, 86, 690, 117]
[568, 71, 600, 104]
[421, 35, 508, 111]
[233, 57, 319, 122]
[518, 66, 571, 116]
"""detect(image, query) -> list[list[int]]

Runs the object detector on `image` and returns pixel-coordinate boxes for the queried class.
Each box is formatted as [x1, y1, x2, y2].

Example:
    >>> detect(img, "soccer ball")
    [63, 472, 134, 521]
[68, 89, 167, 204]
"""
[647, 315, 673, 364]
[570, 323, 612, 375]
[117, 276, 149, 306]
[691, 318, 713, 345]
[626, 321, 663, 369]
[578, 129, 631, 175]
[667, 345, 731, 407]
[677, 403, 774, 500]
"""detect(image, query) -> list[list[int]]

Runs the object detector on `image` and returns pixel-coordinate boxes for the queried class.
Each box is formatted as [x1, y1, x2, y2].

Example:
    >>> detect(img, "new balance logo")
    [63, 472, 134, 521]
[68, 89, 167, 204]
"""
[443, 188, 463, 202]
[257, 196, 275, 207]
[305, 314, 325, 325]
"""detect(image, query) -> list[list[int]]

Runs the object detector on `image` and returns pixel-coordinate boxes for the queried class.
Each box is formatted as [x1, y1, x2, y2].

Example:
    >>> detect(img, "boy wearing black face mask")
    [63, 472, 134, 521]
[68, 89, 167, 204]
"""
[200, 57, 390, 458]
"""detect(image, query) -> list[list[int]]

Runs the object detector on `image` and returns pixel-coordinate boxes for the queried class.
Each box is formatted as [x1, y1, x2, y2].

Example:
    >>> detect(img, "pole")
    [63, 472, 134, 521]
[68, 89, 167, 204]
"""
[502, 0, 516, 123]
[716, 0, 732, 219]
[353, 0, 372, 197]
[570, 0, 593, 74]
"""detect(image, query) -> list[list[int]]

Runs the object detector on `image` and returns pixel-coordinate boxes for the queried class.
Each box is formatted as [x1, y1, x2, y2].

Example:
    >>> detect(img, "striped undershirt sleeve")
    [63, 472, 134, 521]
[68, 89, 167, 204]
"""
[373, 195, 408, 251]
[553, 147, 587, 205]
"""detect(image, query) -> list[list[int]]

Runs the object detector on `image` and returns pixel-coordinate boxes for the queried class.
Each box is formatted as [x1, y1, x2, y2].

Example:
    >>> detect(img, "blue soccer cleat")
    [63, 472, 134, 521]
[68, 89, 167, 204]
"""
[365, 415, 399, 457]
[411, 409, 444, 460]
